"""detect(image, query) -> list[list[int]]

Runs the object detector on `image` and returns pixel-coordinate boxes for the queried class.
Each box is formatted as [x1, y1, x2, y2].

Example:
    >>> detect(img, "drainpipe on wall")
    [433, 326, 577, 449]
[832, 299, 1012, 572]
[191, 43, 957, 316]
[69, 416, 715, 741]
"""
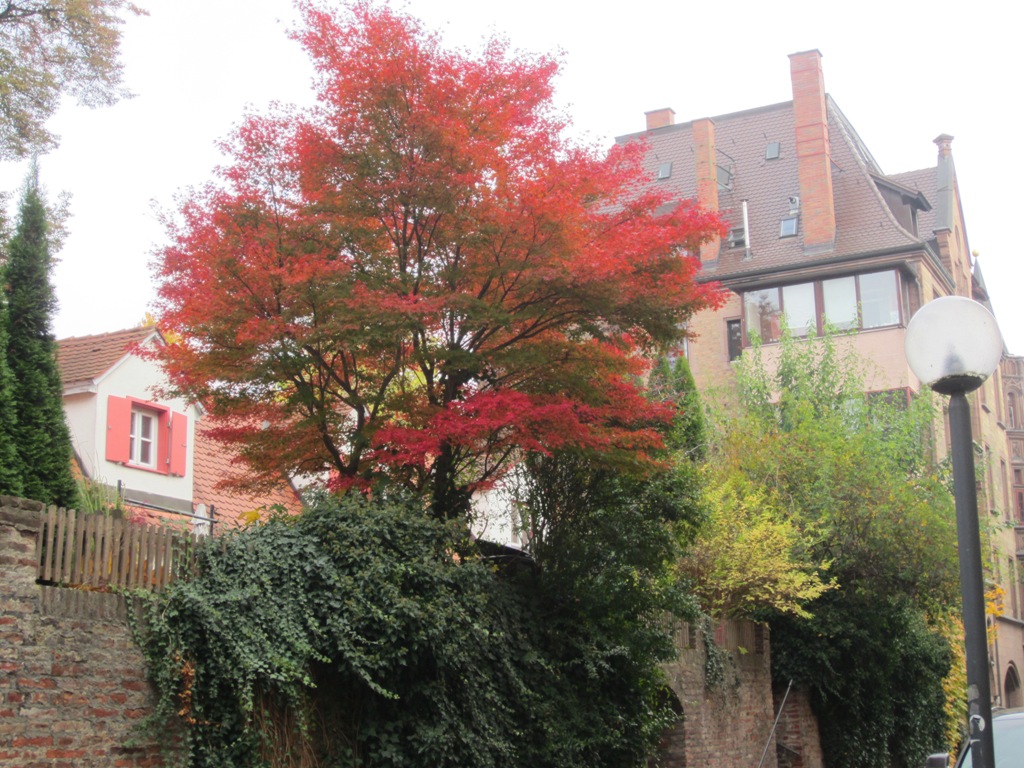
[991, 615, 1003, 706]
[742, 199, 751, 260]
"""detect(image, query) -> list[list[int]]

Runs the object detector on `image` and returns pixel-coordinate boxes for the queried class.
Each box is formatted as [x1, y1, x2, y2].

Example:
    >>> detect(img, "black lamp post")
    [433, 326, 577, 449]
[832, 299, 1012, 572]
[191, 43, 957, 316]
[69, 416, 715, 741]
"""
[906, 296, 1003, 768]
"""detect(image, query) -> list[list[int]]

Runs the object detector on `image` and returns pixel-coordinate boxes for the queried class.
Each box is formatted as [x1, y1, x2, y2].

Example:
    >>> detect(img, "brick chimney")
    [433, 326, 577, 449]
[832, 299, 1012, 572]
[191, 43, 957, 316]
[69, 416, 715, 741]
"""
[645, 108, 675, 131]
[693, 118, 720, 263]
[789, 50, 836, 252]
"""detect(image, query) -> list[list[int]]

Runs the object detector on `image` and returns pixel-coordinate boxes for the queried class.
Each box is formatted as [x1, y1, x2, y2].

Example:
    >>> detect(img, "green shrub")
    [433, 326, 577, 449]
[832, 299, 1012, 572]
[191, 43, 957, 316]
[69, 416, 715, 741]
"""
[135, 491, 681, 768]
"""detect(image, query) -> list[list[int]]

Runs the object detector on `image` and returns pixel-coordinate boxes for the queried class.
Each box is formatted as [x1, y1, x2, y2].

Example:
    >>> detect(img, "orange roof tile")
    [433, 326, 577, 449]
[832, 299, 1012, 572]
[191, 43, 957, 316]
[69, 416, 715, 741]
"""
[57, 326, 159, 387]
[192, 427, 303, 528]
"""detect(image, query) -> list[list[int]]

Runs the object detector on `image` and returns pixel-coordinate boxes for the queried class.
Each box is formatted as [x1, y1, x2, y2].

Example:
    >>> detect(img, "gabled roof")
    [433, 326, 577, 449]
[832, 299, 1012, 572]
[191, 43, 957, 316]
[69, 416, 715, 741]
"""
[56, 326, 160, 389]
[616, 97, 932, 285]
[56, 325, 303, 529]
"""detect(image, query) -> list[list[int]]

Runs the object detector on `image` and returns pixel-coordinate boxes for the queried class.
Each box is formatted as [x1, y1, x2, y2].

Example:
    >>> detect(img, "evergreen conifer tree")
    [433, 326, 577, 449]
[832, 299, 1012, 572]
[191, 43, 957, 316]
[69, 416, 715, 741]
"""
[649, 354, 707, 459]
[3, 174, 77, 507]
[0, 233, 23, 496]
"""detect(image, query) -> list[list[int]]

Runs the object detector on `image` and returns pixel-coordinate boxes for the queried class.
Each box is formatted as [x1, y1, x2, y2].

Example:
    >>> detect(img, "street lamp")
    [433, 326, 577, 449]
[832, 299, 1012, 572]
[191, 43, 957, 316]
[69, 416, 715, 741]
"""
[905, 295, 1003, 768]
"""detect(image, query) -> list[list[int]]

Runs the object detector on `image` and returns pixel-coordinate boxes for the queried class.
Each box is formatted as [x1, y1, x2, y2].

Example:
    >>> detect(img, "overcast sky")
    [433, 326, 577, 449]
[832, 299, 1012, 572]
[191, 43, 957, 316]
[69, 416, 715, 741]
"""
[2, 0, 1022, 354]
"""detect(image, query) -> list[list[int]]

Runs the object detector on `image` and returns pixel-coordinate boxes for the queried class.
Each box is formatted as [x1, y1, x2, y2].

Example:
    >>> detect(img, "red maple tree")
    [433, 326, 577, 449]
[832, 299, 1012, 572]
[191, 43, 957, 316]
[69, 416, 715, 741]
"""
[154, 1, 724, 519]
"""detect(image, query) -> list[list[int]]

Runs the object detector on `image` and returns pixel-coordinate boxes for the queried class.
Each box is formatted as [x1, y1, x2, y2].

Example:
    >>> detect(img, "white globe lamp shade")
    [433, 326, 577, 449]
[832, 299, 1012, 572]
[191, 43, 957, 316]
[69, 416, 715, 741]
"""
[905, 296, 1003, 395]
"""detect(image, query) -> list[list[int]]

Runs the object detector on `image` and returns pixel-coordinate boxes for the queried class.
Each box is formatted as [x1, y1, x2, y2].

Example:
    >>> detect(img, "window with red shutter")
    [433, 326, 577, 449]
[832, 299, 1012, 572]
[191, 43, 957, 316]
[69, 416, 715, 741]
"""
[105, 395, 188, 476]
[169, 411, 188, 476]
[105, 395, 132, 463]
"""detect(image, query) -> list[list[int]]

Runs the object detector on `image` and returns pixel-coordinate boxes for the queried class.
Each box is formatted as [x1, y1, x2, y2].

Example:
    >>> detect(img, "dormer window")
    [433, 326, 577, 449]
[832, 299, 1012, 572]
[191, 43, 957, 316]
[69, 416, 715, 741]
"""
[728, 227, 746, 249]
[106, 395, 189, 476]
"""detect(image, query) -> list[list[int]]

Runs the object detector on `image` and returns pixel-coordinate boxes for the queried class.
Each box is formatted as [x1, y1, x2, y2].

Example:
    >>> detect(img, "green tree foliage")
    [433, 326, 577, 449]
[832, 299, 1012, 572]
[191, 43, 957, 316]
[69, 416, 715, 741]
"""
[648, 354, 707, 461]
[3, 175, 76, 506]
[680, 472, 832, 620]
[153, 2, 722, 521]
[648, 353, 830, 622]
[0, 0, 145, 158]
[137, 493, 681, 768]
[0, 235, 21, 495]
[715, 330, 959, 768]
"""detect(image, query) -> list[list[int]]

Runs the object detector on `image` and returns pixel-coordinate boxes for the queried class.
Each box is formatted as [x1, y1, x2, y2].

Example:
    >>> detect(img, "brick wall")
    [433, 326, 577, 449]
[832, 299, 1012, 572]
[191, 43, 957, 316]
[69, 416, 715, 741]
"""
[3, 495, 822, 768]
[0, 497, 169, 767]
[658, 620, 781, 768]
[774, 684, 824, 768]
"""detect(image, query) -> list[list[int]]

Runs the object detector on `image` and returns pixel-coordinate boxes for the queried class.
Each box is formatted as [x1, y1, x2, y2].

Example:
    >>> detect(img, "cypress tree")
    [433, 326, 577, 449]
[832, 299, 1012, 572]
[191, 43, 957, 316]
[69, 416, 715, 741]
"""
[648, 354, 707, 459]
[0, 229, 23, 496]
[3, 173, 77, 507]
[667, 355, 706, 460]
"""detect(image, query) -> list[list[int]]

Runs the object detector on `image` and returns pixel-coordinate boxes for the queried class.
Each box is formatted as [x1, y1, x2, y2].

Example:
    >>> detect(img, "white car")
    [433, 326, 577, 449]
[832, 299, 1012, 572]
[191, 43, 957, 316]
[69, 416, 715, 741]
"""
[927, 709, 1024, 768]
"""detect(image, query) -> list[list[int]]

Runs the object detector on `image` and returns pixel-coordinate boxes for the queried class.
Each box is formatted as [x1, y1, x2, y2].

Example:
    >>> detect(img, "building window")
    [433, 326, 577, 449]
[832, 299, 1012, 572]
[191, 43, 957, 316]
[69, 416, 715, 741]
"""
[1009, 392, 1019, 428]
[1015, 468, 1023, 486]
[822, 276, 858, 330]
[866, 388, 911, 410]
[765, 142, 781, 160]
[657, 162, 672, 180]
[727, 319, 743, 361]
[782, 283, 816, 337]
[1003, 459, 1011, 519]
[105, 395, 189, 476]
[1011, 559, 1020, 619]
[728, 227, 746, 249]
[780, 216, 799, 237]
[742, 269, 902, 345]
[129, 408, 157, 468]
[743, 288, 782, 343]
[717, 165, 733, 191]
[858, 271, 901, 328]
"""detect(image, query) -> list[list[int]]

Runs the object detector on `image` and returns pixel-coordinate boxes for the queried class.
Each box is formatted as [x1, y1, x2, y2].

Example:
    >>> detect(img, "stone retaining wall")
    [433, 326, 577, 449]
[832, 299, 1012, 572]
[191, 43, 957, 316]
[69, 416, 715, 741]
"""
[0, 497, 167, 767]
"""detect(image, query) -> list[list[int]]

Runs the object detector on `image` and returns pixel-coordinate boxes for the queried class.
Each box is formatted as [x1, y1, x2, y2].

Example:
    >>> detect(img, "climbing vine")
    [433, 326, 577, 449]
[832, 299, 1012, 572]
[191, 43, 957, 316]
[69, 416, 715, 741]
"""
[133, 491, 683, 767]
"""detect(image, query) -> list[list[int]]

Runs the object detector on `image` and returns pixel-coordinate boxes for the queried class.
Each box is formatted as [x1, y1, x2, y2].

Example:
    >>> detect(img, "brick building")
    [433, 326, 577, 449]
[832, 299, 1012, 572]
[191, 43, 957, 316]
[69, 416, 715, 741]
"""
[618, 49, 1023, 721]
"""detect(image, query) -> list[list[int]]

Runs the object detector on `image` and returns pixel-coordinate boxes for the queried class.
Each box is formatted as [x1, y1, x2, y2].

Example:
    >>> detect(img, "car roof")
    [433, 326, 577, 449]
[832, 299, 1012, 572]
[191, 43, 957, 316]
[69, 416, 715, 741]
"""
[992, 707, 1024, 721]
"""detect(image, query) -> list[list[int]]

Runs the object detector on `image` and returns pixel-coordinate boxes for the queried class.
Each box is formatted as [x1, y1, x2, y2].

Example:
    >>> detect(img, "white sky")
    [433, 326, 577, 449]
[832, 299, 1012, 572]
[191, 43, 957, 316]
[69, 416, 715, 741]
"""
[2, 0, 1023, 354]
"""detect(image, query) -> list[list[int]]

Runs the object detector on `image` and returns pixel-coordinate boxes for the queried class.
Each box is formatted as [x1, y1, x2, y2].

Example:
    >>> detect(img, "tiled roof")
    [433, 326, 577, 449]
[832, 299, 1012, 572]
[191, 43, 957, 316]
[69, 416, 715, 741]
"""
[888, 167, 937, 239]
[616, 97, 929, 285]
[57, 325, 302, 530]
[56, 326, 159, 387]
[192, 428, 303, 527]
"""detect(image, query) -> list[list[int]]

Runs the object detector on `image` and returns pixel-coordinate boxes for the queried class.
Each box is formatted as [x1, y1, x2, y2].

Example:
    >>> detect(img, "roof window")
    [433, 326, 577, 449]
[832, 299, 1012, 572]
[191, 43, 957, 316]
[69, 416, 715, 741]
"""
[728, 227, 746, 249]
[657, 162, 672, 180]
[717, 165, 733, 191]
[780, 217, 798, 238]
[765, 142, 781, 160]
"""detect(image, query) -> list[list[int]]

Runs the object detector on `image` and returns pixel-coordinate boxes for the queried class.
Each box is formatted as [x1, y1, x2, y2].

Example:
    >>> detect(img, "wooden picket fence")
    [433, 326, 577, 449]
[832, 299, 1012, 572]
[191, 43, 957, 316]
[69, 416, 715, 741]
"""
[35, 506, 199, 592]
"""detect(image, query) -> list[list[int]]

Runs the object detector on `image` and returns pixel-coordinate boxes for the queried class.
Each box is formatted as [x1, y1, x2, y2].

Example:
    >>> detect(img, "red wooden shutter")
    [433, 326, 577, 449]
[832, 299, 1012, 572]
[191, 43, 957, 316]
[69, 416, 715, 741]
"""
[105, 395, 132, 463]
[169, 411, 188, 477]
[156, 410, 170, 474]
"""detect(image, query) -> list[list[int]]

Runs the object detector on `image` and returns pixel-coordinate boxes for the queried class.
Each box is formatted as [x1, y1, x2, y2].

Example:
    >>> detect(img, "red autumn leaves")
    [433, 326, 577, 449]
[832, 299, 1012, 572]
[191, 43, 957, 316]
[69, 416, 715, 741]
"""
[154, 1, 724, 513]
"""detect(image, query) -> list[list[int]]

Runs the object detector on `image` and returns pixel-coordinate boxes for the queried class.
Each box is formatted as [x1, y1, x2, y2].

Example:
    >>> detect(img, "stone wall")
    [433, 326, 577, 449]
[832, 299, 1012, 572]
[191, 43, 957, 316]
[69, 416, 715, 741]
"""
[0, 497, 167, 767]
[658, 620, 821, 768]
[773, 684, 824, 768]
[2, 494, 823, 767]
